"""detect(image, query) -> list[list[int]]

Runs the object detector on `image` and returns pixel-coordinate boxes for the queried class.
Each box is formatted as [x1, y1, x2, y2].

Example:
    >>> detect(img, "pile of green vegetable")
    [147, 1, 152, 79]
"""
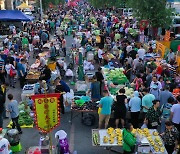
[18, 112, 33, 126]
[18, 102, 33, 126]
[104, 68, 129, 84]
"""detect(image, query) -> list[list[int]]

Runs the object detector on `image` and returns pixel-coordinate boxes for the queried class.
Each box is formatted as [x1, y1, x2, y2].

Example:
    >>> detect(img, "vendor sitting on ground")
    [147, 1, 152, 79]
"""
[39, 65, 51, 82]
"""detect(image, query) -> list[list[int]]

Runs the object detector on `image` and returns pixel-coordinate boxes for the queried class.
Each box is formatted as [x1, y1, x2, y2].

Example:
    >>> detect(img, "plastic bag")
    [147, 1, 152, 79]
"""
[141, 123, 148, 129]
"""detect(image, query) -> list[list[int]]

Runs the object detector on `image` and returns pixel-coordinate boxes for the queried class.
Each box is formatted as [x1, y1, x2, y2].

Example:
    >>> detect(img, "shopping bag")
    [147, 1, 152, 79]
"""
[9, 67, 16, 77]
[98, 107, 102, 114]
[141, 123, 148, 129]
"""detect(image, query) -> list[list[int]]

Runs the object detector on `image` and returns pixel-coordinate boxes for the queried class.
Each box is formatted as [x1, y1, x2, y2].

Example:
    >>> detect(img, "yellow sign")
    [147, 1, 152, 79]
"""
[32, 94, 60, 133]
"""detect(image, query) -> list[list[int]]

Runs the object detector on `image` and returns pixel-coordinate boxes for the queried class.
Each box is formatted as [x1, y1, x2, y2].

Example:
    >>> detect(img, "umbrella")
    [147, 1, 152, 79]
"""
[17, 3, 30, 9]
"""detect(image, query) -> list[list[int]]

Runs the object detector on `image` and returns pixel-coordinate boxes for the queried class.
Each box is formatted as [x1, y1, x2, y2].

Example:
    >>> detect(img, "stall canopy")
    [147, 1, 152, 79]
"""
[17, 2, 30, 9]
[0, 10, 34, 21]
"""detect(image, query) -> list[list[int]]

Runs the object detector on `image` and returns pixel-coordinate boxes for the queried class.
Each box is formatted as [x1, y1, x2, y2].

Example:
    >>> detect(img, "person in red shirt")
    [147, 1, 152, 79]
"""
[156, 63, 163, 79]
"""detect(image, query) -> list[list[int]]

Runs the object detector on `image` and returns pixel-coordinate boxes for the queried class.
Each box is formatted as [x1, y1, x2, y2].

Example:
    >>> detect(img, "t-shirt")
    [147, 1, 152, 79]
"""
[0, 138, 9, 154]
[100, 96, 113, 115]
[98, 49, 103, 59]
[8, 100, 19, 118]
[142, 94, 155, 112]
[138, 48, 146, 59]
[171, 104, 180, 124]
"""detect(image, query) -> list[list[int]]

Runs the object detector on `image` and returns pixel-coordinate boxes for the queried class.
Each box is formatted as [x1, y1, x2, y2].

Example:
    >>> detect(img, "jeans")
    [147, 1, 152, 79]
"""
[0, 112, 3, 128]
[7, 74, 14, 87]
[12, 116, 21, 132]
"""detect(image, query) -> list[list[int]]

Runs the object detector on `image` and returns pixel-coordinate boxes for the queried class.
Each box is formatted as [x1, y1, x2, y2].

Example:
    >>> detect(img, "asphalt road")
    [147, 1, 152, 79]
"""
[2, 35, 119, 154]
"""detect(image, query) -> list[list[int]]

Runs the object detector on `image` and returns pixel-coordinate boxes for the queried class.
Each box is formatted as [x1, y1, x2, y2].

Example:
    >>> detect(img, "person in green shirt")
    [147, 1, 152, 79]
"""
[115, 31, 121, 42]
[22, 36, 29, 48]
[123, 123, 136, 153]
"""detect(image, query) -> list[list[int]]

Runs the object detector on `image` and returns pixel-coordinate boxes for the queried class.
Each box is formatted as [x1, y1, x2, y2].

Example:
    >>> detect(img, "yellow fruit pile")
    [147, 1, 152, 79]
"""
[103, 127, 122, 145]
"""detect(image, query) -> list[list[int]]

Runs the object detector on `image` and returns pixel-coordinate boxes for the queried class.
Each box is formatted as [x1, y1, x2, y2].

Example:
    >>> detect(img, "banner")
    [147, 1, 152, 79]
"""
[31, 93, 60, 133]
[156, 41, 166, 58]
[164, 30, 170, 41]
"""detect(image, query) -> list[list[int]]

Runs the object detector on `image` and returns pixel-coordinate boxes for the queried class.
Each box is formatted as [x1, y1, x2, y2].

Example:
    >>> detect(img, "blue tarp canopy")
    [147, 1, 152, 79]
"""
[0, 10, 34, 21]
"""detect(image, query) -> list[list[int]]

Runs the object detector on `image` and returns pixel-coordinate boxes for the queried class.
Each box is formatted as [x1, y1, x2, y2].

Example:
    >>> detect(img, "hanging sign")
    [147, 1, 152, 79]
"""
[31, 93, 60, 133]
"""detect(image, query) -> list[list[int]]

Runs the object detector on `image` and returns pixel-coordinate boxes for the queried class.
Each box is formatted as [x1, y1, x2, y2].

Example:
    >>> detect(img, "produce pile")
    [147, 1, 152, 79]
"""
[109, 86, 134, 98]
[136, 128, 165, 153]
[18, 103, 33, 126]
[92, 127, 123, 146]
[71, 101, 98, 111]
[103, 128, 123, 145]
[103, 68, 128, 84]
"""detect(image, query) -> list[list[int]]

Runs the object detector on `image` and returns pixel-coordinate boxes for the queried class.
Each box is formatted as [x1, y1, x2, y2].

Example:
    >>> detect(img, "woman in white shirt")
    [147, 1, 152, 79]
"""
[5, 60, 15, 88]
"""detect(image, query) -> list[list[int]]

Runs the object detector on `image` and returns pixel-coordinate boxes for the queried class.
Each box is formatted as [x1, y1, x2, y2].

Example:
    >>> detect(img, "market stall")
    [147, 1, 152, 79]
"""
[92, 128, 168, 154]
[70, 96, 98, 124]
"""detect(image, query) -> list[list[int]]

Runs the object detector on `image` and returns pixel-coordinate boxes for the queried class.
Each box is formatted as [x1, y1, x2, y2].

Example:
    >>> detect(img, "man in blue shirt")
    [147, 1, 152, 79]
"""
[59, 77, 70, 93]
[17, 58, 26, 88]
[7, 94, 22, 134]
[99, 90, 113, 129]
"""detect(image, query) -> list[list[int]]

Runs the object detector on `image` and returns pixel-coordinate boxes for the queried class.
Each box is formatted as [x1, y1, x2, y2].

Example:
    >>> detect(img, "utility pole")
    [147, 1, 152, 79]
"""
[40, 0, 43, 19]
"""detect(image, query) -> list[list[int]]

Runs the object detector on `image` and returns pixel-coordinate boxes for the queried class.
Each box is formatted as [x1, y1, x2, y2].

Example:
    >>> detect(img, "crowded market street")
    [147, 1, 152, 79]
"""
[0, 0, 180, 154]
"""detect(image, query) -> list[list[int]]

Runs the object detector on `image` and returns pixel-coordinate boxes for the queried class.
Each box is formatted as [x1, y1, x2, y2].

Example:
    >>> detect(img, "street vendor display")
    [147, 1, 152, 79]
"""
[102, 68, 129, 85]
[92, 128, 168, 153]
[70, 96, 98, 124]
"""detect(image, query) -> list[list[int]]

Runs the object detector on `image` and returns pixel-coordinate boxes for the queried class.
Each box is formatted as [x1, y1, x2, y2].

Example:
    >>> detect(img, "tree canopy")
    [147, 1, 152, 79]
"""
[127, 0, 172, 28]
[89, 0, 126, 8]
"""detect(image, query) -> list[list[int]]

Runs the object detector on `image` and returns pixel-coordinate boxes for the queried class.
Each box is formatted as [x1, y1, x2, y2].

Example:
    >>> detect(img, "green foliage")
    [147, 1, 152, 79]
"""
[127, 0, 172, 28]
[89, 0, 126, 8]
[41, 0, 65, 9]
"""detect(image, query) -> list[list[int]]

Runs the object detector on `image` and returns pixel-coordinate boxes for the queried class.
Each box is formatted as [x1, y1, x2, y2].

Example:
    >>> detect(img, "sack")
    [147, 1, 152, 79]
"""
[9, 67, 16, 77]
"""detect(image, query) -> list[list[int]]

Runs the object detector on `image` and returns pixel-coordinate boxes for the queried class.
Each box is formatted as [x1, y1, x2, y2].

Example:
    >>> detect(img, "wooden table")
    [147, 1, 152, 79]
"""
[70, 108, 97, 124]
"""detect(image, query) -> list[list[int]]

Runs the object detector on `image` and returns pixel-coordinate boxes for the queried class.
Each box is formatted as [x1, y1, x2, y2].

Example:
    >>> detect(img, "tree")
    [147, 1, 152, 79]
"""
[127, 0, 172, 28]
[89, 0, 126, 8]
[40, 0, 65, 9]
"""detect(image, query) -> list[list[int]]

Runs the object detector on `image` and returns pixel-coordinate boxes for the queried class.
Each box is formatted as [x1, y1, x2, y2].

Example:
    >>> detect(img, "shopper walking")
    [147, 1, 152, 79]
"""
[170, 95, 180, 135]
[98, 90, 113, 129]
[145, 100, 161, 129]
[17, 58, 27, 89]
[161, 121, 179, 154]
[5, 60, 15, 88]
[7, 94, 22, 134]
[129, 91, 141, 128]
[114, 88, 127, 128]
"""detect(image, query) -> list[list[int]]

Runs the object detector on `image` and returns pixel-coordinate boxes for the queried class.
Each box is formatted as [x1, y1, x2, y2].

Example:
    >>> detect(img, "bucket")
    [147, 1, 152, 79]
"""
[55, 130, 70, 154]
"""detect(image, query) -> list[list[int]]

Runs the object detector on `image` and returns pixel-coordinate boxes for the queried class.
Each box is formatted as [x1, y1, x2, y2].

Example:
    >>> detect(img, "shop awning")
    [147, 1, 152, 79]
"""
[17, 2, 30, 9]
[0, 10, 34, 21]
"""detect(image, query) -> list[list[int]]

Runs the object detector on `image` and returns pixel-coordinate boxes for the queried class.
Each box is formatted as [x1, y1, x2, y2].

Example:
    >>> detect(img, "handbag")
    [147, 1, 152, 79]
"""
[9, 66, 16, 77]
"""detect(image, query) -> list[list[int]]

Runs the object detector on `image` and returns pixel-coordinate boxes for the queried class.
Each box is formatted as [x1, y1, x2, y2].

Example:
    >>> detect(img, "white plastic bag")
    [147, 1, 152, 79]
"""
[141, 123, 148, 129]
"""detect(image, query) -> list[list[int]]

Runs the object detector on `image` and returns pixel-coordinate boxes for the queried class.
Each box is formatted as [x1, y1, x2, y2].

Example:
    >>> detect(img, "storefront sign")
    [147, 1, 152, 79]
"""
[31, 93, 60, 133]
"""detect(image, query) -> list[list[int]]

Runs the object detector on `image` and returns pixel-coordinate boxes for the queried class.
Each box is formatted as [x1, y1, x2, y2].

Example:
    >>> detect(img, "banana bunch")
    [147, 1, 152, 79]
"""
[103, 128, 122, 145]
